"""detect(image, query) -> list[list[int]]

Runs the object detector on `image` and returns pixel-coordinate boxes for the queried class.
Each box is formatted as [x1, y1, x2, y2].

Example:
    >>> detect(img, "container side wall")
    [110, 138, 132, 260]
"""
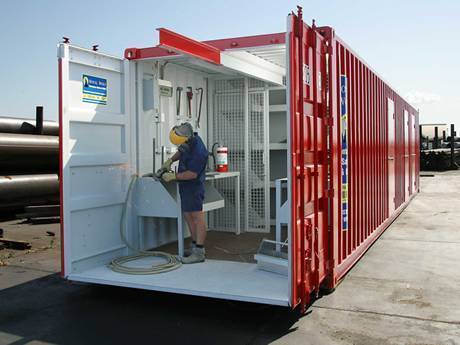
[328, 37, 419, 285]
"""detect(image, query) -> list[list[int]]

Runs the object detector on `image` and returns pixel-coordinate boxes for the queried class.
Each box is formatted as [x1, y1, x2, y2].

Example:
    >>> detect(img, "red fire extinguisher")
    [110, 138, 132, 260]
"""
[212, 143, 228, 172]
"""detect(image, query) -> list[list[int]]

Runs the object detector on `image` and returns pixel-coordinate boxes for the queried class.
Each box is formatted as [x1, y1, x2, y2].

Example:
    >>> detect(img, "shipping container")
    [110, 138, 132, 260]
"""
[58, 8, 419, 311]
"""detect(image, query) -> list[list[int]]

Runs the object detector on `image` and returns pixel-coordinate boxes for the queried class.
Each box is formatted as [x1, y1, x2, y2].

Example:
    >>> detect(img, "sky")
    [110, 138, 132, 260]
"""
[1, 0, 459, 130]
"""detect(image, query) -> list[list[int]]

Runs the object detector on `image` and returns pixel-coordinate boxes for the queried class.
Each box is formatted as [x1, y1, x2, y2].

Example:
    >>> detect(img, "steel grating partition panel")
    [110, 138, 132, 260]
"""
[248, 89, 269, 231]
[211, 78, 270, 233]
[212, 79, 246, 232]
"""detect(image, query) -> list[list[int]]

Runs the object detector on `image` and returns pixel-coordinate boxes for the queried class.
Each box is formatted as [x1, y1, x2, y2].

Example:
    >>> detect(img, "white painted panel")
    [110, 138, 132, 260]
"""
[59, 44, 134, 276]
[70, 205, 125, 269]
[70, 165, 125, 197]
[70, 122, 124, 154]
[67, 59, 123, 115]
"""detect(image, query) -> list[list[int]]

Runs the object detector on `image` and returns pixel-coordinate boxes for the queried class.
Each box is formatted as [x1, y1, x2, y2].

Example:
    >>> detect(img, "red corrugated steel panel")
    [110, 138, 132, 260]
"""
[289, 10, 419, 310]
[325, 29, 419, 286]
[288, 9, 328, 310]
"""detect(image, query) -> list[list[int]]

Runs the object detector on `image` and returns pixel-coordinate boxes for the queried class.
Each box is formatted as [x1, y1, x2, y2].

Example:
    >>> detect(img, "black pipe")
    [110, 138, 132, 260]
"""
[0, 117, 59, 136]
[419, 125, 423, 150]
[434, 126, 439, 149]
[443, 130, 446, 142]
[0, 174, 59, 203]
[0, 133, 58, 155]
[35, 106, 43, 134]
[451, 124, 455, 169]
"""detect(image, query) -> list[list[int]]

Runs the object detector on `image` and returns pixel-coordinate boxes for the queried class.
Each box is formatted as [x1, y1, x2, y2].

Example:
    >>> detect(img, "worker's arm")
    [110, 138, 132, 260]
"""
[176, 170, 198, 181]
[170, 151, 181, 162]
[162, 151, 181, 170]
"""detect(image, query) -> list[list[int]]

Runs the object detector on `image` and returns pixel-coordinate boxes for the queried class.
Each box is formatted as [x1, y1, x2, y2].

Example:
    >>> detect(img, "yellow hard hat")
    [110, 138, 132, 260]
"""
[169, 123, 193, 146]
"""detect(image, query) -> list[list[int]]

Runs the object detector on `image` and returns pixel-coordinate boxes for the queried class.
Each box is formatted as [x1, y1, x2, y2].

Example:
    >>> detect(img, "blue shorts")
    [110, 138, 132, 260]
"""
[179, 184, 204, 212]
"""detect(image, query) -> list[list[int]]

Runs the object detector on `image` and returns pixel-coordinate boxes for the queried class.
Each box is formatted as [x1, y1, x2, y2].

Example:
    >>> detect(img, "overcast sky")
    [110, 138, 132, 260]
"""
[1, 0, 458, 130]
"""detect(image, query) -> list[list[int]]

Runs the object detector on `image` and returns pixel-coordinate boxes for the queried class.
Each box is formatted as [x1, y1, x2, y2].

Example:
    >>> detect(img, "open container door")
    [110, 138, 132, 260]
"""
[287, 8, 328, 310]
[58, 43, 134, 276]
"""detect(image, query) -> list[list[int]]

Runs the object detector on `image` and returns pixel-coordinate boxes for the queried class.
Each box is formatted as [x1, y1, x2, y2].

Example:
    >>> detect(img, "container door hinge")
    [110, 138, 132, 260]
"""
[327, 189, 334, 198]
[325, 117, 333, 127]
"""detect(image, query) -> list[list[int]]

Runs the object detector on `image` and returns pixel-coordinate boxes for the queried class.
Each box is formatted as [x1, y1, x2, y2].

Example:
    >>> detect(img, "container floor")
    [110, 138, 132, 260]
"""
[157, 230, 277, 263]
[69, 258, 289, 306]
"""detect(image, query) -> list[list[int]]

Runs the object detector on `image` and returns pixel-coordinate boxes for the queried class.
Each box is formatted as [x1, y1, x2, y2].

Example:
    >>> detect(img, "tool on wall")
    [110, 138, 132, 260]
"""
[176, 87, 183, 116]
[186, 87, 193, 118]
[195, 87, 204, 128]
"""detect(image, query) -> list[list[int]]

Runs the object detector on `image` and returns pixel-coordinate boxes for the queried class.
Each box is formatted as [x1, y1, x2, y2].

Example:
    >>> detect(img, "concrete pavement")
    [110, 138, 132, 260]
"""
[0, 171, 459, 344]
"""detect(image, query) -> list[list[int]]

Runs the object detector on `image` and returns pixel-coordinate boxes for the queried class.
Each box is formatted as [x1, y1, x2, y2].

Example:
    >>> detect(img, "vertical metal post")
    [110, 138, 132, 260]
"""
[264, 85, 271, 233]
[275, 178, 282, 251]
[434, 126, 439, 149]
[244, 77, 249, 232]
[419, 125, 422, 150]
[450, 124, 455, 169]
[442, 130, 446, 142]
[36, 106, 43, 134]
[235, 174, 241, 235]
[152, 138, 156, 174]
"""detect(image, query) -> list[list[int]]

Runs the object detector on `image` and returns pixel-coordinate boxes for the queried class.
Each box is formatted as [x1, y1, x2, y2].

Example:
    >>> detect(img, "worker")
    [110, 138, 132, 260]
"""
[161, 122, 208, 264]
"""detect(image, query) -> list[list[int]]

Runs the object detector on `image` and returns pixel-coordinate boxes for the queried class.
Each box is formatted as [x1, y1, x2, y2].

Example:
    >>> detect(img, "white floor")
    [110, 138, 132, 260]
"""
[69, 259, 290, 306]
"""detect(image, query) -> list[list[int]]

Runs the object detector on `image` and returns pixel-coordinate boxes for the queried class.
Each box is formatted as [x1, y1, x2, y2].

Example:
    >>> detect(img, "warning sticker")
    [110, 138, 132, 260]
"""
[340, 75, 349, 232]
[303, 64, 311, 86]
[82, 75, 107, 105]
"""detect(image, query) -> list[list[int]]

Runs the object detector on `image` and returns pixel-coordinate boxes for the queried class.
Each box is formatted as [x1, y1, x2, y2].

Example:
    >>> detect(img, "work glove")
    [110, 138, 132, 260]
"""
[162, 172, 176, 182]
[162, 158, 173, 171]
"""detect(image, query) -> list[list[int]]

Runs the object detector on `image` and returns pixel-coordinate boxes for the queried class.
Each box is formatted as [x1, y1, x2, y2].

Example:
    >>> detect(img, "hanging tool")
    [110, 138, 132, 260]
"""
[176, 87, 183, 116]
[195, 88, 204, 128]
[186, 87, 193, 118]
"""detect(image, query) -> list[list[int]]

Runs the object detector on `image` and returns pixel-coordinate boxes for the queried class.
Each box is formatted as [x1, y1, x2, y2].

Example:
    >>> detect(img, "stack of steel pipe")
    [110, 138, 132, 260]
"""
[0, 106, 59, 211]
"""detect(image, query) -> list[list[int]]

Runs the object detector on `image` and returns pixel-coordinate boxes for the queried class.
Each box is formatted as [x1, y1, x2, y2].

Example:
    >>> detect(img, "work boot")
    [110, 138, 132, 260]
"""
[184, 242, 196, 257]
[181, 247, 205, 264]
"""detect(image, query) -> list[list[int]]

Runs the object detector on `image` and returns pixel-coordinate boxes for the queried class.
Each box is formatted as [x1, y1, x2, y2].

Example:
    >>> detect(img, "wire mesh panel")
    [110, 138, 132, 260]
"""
[211, 79, 246, 231]
[248, 90, 269, 231]
[211, 78, 269, 233]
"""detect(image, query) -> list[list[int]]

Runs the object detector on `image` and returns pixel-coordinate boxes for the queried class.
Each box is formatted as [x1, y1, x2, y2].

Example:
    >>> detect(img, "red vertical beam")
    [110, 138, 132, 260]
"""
[288, 12, 300, 308]
[379, 78, 382, 222]
[358, 61, 364, 243]
[336, 40, 343, 265]
[364, 67, 371, 237]
[350, 54, 356, 251]
[355, 59, 363, 244]
[370, 72, 374, 233]
[372, 73, 377, 232]
[311, 25, 320, 294]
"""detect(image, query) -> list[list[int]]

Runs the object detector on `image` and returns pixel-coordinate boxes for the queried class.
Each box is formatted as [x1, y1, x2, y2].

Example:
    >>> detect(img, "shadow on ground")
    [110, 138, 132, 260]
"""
[0, 274, 299, 345]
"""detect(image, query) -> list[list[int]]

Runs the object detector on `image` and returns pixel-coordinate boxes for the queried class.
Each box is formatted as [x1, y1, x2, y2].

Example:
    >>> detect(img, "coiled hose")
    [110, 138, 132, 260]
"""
[108, 175, 182, 274]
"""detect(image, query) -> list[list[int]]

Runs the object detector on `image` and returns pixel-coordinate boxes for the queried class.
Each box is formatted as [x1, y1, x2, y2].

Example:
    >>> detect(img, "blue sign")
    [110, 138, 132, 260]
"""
[340, 75, 348, 232]
[82, 75, 107, 105]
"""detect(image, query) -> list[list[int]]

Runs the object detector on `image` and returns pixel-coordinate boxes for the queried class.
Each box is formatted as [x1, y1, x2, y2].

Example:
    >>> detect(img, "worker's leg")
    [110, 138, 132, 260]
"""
[191, 211, 206, 245]
[183, 212, 197, 242]
[180, 186, 205, 263]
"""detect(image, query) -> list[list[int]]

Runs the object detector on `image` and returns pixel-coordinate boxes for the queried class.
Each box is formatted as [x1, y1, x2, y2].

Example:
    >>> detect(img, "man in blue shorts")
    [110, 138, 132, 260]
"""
[161, 122, 208, 264]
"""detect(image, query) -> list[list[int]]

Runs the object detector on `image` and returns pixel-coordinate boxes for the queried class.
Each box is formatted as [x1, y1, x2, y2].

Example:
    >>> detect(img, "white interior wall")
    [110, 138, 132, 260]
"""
[135, 60, 209, 250]
[137, 61, 208, 176]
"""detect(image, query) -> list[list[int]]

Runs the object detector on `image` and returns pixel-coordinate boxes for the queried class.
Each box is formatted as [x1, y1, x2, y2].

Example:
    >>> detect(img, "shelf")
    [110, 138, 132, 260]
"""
[270, 143, 287, 150]
[269, 181, 288, 188]
[269, 104, 287, 112]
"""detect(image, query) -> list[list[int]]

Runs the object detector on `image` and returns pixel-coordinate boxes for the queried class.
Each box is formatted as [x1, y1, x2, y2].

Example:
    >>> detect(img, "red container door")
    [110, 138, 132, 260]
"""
[287, 9, 328, 310]
[387, 98, 396, 214]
